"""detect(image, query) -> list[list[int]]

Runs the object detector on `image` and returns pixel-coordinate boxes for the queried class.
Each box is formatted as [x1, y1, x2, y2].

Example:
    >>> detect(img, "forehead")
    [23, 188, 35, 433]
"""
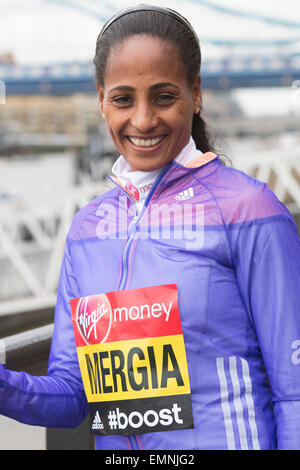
[104, 35, 188, 88]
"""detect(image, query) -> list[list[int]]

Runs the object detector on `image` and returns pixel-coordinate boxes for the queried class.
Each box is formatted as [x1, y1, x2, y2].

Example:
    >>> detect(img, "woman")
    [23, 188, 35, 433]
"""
[1, 5, 300, 451]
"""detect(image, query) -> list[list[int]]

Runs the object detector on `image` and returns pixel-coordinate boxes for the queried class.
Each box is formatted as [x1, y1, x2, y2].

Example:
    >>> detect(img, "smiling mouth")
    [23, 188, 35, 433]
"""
[127, 135, 167, 148]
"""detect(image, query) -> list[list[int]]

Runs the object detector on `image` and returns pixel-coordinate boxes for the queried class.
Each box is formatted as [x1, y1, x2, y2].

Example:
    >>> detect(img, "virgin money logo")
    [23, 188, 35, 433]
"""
[76, 295, 112, 345]
[125, 181, 140, 202]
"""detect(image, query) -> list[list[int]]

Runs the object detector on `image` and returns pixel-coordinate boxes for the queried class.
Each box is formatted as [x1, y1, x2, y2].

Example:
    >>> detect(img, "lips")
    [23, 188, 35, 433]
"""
[127, 135, 167, 148]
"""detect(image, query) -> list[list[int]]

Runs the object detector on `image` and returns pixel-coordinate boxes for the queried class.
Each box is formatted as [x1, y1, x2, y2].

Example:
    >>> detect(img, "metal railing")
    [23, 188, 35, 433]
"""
[0, 179, 110, 316]
[234, 146, 300, 211]
[1, 323, 53, 370]
[0, 324, 94, 450]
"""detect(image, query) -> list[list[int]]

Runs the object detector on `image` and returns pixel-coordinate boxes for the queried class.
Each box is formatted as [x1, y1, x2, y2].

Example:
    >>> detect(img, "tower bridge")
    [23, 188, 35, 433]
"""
[1, 53, 300, 96]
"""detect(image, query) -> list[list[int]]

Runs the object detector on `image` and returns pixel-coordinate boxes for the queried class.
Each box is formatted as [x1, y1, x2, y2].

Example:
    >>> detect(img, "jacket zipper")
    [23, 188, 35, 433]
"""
[106, 163, 173, 450]
[108, 162, 173, 291]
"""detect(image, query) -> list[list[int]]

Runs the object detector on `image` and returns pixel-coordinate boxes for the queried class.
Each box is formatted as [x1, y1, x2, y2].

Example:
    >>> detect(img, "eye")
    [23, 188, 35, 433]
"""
[111, 95, 134, 106]
[155, 94, 176, 105]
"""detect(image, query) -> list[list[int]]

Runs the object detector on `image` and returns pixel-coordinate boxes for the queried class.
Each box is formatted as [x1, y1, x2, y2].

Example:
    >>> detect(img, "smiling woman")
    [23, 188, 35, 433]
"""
[1, 4, 300, 453]
[97, 35, 201, 171]
[93, 6, 214, 170]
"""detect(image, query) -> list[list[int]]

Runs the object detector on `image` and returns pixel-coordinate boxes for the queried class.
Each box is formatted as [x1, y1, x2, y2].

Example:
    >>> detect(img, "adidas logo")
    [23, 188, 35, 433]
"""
[92, 411, 104, 430]
[175, 187, 194, 201]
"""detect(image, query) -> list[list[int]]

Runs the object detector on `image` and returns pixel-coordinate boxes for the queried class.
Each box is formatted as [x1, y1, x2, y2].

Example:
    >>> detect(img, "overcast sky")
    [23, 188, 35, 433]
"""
[1, 0, 300, 116]
[1, 0, 299, 64]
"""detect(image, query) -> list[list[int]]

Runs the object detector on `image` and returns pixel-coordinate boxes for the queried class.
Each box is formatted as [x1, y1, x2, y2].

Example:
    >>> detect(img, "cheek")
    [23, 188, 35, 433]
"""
[170, 97, 194, 121]
[105, 113, 125, 140]
[168, 106, 194, 135]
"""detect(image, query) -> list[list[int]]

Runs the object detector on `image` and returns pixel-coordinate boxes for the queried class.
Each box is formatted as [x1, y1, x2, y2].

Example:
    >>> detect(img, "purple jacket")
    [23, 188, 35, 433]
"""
[1, 153, 300, 450]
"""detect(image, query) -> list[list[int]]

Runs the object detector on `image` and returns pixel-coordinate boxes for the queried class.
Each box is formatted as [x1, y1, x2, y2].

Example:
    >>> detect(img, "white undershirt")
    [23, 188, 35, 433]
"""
[111, 137, 202, 215]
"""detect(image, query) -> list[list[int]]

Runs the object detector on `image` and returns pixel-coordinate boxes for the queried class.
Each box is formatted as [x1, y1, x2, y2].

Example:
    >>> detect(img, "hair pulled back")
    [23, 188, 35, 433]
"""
[93, 9, 215, 154]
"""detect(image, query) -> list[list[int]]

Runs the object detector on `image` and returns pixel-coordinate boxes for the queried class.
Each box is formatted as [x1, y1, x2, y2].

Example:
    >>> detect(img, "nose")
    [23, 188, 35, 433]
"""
[131, 101, 158, 133]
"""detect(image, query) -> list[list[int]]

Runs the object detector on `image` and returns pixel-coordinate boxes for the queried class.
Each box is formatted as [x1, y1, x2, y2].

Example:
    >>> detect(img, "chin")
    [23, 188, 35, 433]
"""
[130, 160, 166, 172]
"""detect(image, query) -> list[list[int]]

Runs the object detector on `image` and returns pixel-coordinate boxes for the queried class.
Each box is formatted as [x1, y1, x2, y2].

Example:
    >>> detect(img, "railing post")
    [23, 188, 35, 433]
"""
[46, 418, 94, 450]
[3, 324, 54, 371]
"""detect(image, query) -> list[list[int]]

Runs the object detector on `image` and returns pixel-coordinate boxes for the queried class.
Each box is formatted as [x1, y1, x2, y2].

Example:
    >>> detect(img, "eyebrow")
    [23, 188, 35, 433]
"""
[108, 82, 180, 93]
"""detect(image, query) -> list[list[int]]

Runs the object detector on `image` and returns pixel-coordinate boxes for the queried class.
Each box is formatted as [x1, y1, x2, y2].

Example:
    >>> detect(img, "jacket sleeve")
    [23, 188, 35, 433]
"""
[0, 236, 89, 428]
[230, 184, 300, 449]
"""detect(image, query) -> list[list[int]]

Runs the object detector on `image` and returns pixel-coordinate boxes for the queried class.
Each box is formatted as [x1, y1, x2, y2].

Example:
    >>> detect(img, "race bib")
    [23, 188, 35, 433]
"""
[70, 284, 194, 435]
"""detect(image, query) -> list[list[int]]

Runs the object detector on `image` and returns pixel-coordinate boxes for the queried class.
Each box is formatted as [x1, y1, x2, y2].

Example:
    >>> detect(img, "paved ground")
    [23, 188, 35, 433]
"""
[0, 415, 45, 450]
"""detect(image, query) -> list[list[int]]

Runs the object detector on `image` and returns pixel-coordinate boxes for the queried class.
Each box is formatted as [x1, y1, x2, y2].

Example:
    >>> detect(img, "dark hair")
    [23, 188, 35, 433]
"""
[93, 8, 217, 156]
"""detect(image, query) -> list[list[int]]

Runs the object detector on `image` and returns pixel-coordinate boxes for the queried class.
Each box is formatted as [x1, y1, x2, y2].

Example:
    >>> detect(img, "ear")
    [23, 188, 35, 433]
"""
[97, 84, 105, 119]
[192, 74, 202, 114]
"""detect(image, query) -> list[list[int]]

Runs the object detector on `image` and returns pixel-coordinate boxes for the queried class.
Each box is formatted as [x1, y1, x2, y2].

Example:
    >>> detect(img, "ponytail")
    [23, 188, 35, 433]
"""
[192, 112, 231, 166]
[192, 112, 213, 154]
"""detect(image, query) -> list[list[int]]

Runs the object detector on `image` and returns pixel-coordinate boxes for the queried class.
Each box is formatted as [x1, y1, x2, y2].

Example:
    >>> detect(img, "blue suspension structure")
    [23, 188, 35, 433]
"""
[42, 0, 300, 47]
[190, 0, 300, 30]
[1, 0, 299, 94]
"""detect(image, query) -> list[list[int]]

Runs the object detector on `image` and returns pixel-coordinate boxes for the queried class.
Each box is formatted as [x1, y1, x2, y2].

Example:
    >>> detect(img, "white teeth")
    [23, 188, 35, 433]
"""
[129, 136, 165, 147]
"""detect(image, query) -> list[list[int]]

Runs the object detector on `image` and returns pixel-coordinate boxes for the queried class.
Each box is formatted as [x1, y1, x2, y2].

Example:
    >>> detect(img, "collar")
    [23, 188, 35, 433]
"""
[109, 138, 218, 202]
[111, 136, 201, 178]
